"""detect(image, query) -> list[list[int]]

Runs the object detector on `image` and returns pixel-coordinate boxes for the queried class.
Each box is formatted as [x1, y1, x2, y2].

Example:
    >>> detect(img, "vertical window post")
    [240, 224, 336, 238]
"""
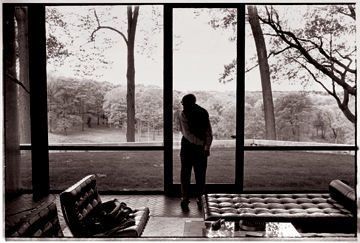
[28, 5, 50, 197]
[164, 5, 173, 194]
[236, 5, 245, 191]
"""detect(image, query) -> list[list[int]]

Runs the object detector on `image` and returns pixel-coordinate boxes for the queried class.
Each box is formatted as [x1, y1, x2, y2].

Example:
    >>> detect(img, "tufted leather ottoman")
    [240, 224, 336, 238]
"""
[60, 175, 150, 237]
[201, 180, 356, 233]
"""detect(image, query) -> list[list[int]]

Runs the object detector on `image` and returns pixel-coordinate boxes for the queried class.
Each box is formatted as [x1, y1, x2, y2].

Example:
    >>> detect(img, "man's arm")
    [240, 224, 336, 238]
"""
[204, 117, 213, 157]
[179, 112, 205, 146]
[204, 120, 213, 151]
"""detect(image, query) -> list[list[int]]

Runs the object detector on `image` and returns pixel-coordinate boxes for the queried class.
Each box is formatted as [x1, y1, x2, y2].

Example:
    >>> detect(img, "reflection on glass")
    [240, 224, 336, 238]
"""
[201, 221, 301, 238]
[49, 151, 163, 191]
[244, 150, 355, 191]
[203, 221, 235, 238]
[20, 151, 32, 190]
[265, 222, 300, 238]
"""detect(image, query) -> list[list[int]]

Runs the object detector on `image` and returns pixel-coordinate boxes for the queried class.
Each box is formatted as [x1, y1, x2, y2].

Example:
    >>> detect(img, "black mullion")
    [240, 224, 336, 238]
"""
[28, 5, 50, 197]
[236, 5, 245, 192]
[163, 4, 173, 194]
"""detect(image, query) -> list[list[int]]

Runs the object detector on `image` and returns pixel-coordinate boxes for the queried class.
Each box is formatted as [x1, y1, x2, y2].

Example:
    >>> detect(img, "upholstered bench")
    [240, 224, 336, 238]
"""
[6, 200, 63, 237]
[60, 174, 150, 237]
[201, 179, 356, 233]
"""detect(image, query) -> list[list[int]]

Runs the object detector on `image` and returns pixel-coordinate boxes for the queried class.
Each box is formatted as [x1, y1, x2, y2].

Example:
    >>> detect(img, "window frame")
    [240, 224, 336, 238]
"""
[18, 3, 356, 195]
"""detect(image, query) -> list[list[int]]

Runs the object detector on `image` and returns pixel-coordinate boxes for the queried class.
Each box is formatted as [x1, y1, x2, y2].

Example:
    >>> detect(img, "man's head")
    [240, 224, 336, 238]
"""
[181, 94, 196, 109]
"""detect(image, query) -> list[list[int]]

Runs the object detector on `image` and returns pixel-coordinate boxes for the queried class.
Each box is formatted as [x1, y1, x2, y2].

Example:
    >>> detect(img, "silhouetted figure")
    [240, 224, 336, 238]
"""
[178, 94, 213, 211]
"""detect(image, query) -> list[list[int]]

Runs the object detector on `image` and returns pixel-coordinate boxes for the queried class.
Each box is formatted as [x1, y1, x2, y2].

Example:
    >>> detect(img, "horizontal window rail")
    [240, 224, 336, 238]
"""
[20, 143, 164, 151]
[20, 139, 357, 151]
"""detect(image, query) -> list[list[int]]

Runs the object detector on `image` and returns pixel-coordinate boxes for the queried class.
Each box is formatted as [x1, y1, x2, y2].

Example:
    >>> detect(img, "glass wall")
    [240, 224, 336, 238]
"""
[46, 5, 164, 145]
[48, 151, 163, 191]
[10, 4, 355, 194]
[244, 4, 356, 191]
[172, 8, 237, 185]
[45, 5, 164, 191]
[244, 5, 356, 145]
[244, 150, 355, 191]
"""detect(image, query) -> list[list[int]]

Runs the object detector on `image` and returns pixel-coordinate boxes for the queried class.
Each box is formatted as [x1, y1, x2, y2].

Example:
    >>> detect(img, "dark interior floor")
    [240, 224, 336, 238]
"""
[5, 193, 357, 238]
[5, 193, 203, 234]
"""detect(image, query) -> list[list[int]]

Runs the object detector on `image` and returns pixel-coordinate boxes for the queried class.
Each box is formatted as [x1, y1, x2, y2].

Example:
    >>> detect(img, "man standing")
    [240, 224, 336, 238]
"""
[179, 94, 213, 211]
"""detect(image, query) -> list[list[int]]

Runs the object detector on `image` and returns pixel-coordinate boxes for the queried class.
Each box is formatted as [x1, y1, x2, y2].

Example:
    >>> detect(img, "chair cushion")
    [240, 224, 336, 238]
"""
[109, 207, 150, 237]
[6, 201, 63, 237]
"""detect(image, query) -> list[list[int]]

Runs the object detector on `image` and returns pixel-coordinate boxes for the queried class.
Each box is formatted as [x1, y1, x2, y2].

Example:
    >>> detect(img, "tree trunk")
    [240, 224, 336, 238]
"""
[15, 7, 31, 146]
[5, 5, 21, 193]
[248, 5, 276, 140]
[126, 6, 139, 142]
[97, 109, 100, 125]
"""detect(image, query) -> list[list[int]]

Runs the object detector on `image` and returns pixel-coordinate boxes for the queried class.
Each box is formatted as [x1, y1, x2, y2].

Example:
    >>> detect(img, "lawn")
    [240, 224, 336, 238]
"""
[20, 125, 355, 192]
[20, 148, 355, 192]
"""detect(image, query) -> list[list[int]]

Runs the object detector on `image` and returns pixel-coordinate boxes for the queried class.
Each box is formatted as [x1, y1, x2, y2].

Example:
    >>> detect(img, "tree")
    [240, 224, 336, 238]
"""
[103, 86, 127, 128]
[245, 100, 266, 139]
[258, 5, 356, 124]
[83, 5, 162, 142]
[247, 5, 276, 140]
[275, 93, 312, 141]
[47, 76, 84, 134]
[46, 7, 70, 67]
[322, 105, 353, 144]
[312, 110, 326, 139]
[136, 87, 163, 140]
[197, 7, 276, 140]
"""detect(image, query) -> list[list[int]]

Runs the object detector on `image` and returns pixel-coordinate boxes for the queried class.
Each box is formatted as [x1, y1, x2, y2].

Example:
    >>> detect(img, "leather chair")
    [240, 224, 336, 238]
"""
[60, 174, 150, 237]
[6, 201, 63, 237]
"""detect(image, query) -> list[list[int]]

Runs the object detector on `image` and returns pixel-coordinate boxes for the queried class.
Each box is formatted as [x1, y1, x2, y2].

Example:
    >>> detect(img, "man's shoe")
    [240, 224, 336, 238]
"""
[181, 199, 189, 211]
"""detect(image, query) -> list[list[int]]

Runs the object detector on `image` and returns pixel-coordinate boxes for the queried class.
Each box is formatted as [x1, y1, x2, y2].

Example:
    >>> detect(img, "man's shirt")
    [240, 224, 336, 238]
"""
[179, 109, 213, 151]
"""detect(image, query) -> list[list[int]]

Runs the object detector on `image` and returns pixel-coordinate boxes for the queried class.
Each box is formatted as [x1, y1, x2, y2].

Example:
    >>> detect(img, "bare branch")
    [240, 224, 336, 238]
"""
[90, 10, 128, 46]
[347, 5, 356, 20]
[246, 46, 292, 73]
[258, 10, 356, 95]
[94, 9, 100, 27]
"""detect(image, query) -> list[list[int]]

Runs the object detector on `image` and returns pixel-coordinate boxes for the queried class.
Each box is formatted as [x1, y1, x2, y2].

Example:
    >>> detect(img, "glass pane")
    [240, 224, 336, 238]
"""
[173, 147, 236, 184]
[244, 150, 355, 191]
[46, 5, 163, 145]
[49, 151, 163, 191]
[173, 8, 237, 184]
[245, 5, 356, 145]
[20, 151, 32, 190]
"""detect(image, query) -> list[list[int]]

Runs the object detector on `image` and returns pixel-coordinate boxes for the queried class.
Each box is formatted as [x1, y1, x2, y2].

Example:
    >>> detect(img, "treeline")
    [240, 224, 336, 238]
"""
[47, 74, 355, 144]
[245, 91, 355, 144]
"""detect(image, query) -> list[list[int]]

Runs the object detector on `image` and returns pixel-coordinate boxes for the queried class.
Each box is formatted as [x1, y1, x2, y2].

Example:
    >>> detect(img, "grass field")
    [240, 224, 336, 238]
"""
[20, 148, 355, 192]
[19, 124, 355, 192]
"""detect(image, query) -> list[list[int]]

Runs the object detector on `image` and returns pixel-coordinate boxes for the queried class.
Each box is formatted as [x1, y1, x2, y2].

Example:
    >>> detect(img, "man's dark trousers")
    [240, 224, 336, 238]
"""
[180, 141, 208, 201]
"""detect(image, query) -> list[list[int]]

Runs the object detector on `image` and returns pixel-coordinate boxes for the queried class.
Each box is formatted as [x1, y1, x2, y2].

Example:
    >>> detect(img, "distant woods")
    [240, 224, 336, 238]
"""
[47, 74, 354, 144]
